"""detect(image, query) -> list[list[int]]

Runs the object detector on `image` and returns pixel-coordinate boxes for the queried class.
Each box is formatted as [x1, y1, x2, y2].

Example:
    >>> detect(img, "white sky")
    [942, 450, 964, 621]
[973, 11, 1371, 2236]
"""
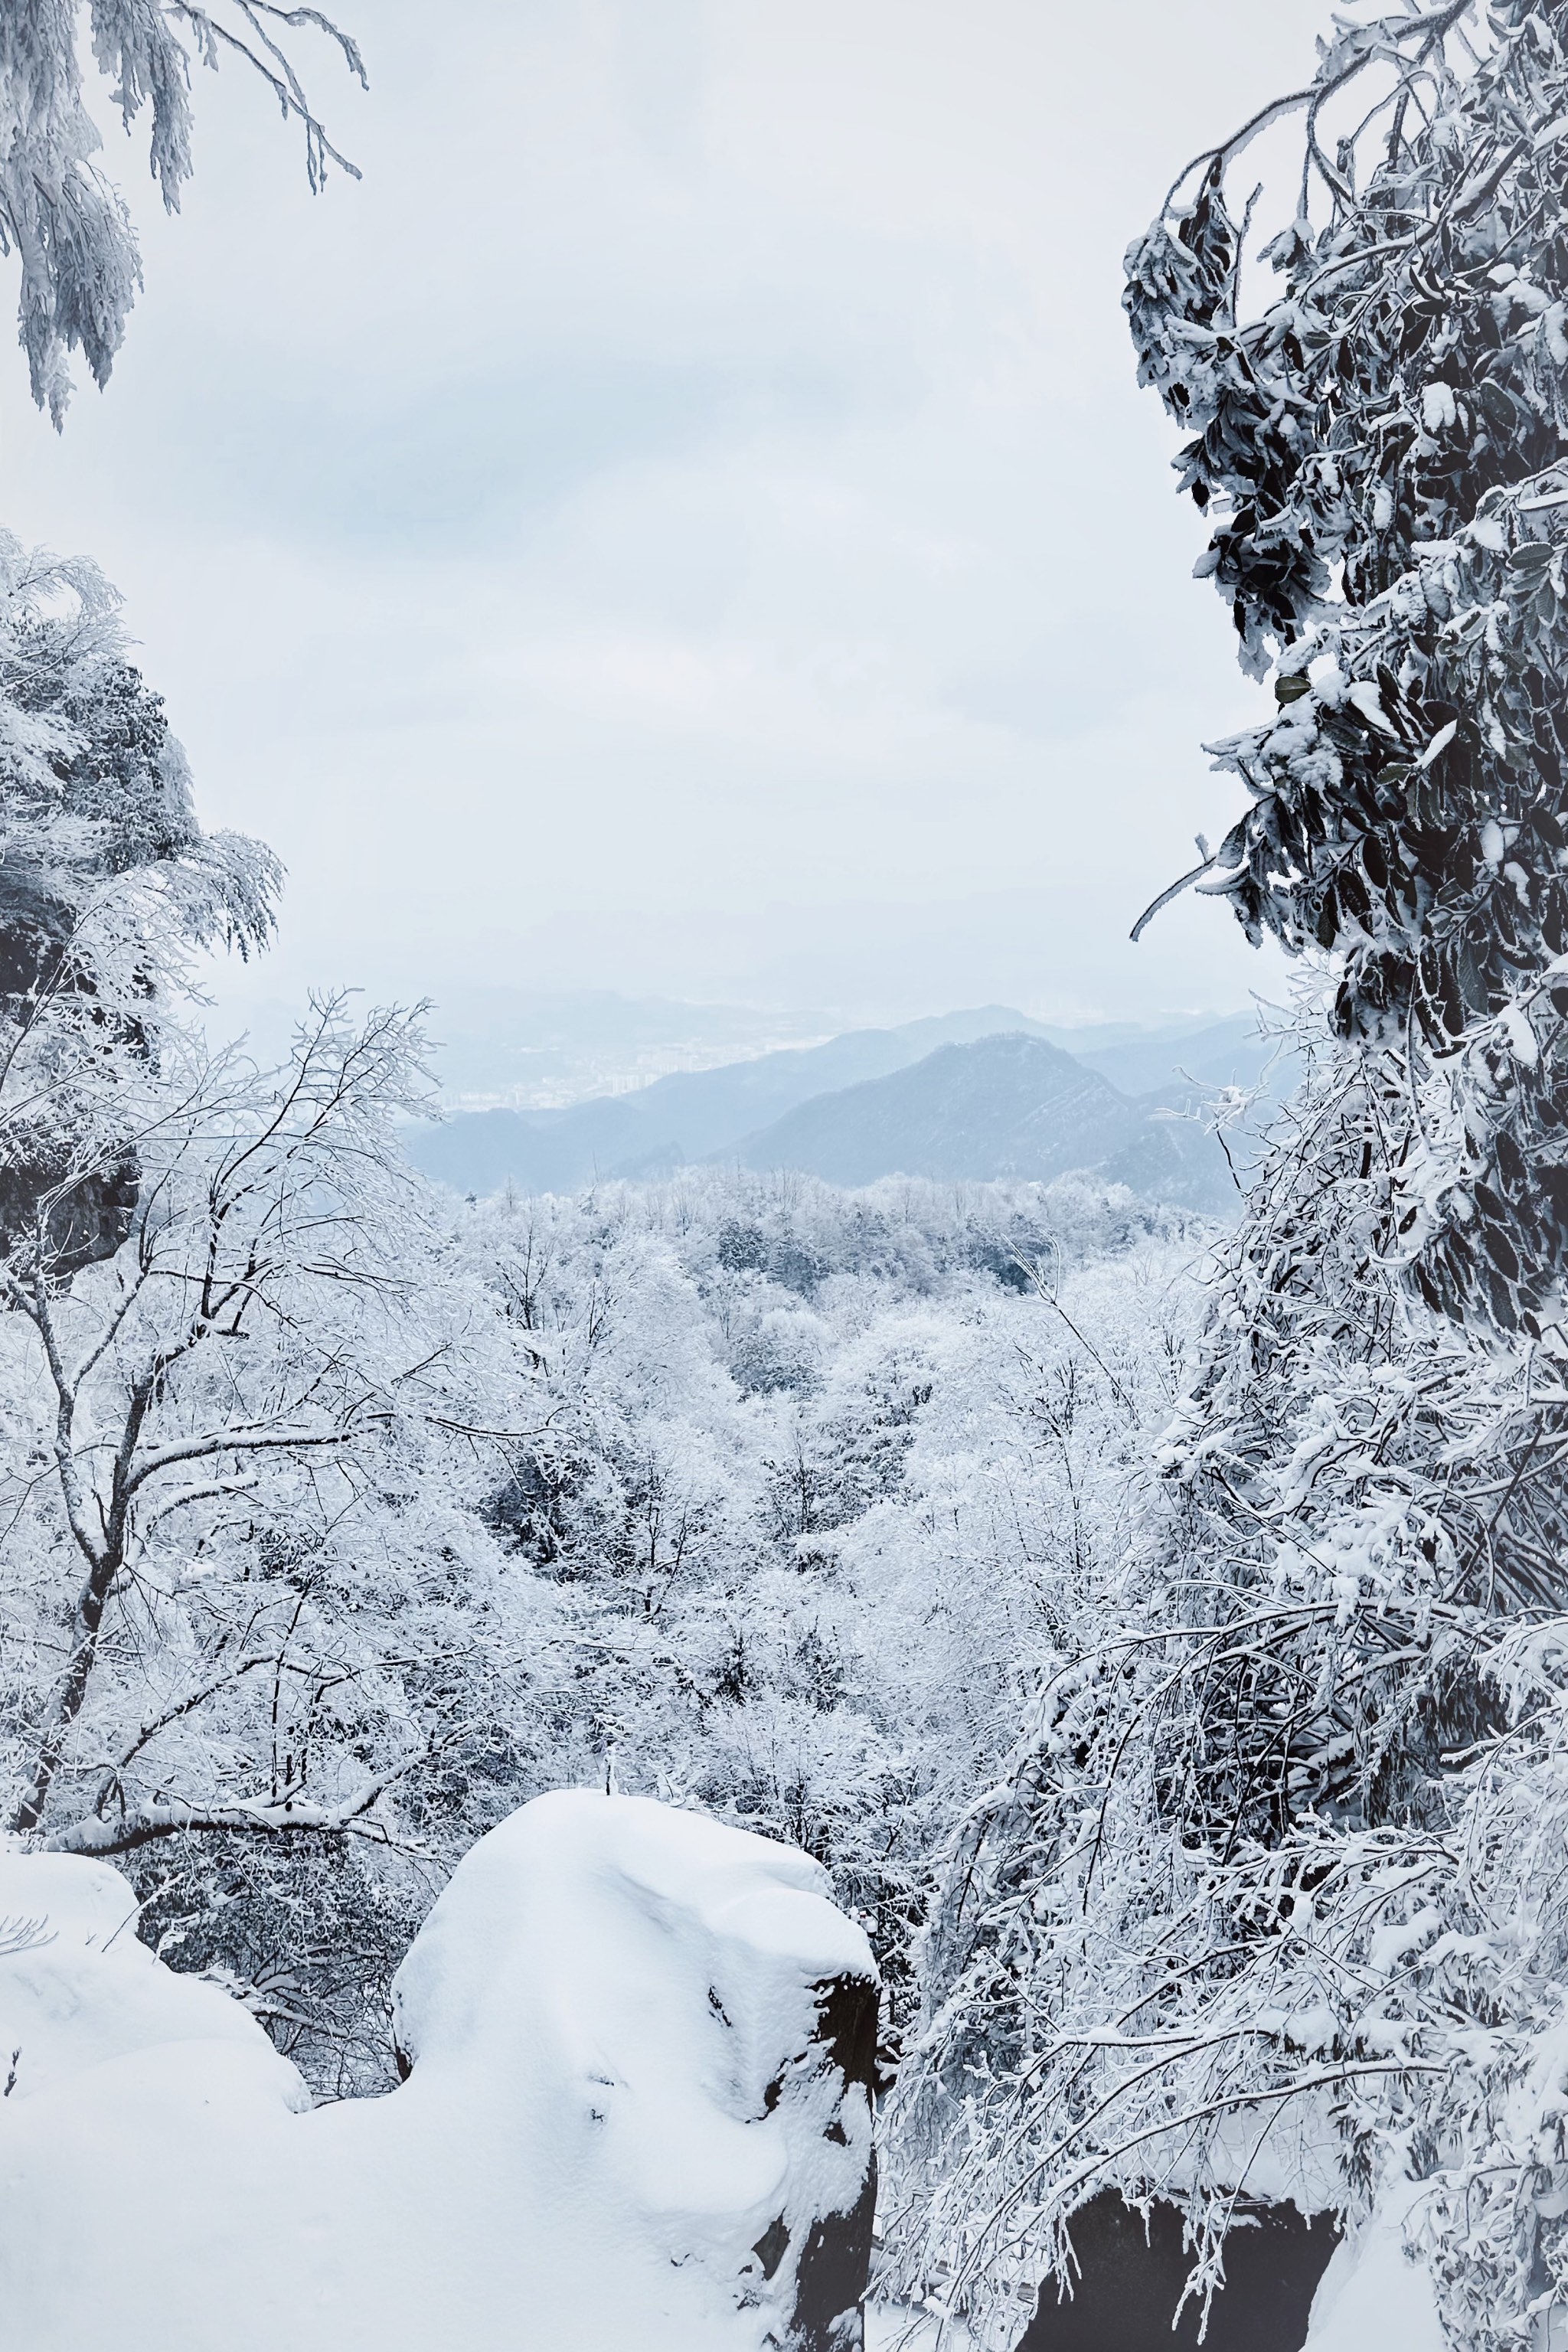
[4, 0, 1329, 1027]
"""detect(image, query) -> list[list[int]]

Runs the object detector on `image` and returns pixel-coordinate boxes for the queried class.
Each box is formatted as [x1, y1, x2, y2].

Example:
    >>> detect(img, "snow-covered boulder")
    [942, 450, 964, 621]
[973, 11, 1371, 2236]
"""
[0, 1847, 306, 2102]
[0, 1792, 879, 2352]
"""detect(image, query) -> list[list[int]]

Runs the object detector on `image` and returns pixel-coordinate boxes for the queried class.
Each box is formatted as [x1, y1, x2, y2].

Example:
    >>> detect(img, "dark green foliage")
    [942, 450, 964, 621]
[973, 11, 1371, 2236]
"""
[1125, 2, 1568, 1328]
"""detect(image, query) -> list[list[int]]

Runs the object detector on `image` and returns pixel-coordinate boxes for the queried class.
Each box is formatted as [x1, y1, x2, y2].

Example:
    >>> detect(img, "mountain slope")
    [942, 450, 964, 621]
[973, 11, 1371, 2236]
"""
[1073, 1014, 1272, 1099]
[405, 1008, 1054, 1194]
[725, 1034, 1236, 1209]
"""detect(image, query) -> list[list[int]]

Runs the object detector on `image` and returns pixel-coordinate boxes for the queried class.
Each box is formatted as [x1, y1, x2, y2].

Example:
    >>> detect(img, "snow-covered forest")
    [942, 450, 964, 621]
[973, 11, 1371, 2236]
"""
[0, 671, 1206, 2076]
[11, 2, 1568, 2348]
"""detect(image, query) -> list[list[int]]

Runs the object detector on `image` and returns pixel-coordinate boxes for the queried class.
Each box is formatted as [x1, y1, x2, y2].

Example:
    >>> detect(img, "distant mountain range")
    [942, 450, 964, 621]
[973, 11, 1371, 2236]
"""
[409, 1007, 1059, 1195]
[1072, 1016, 1284, 1102]
[726, 1031, 1230, 1202]
[211, 987, 836, 1113]
[405, 1006, 1285, 1213]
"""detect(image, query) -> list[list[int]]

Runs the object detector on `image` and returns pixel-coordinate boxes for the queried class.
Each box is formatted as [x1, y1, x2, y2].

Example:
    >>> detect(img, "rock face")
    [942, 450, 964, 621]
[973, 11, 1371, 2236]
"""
[387, 1792, 880, 2352]
[1020, 2192, 1338, 2352]
[0, 1793, 880, 2352]
[779, 1971, 880, 2351]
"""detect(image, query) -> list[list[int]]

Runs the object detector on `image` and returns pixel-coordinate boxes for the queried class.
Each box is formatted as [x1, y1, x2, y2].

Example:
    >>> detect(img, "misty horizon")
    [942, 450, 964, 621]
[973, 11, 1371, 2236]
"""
[8, 0, 1319, 1031]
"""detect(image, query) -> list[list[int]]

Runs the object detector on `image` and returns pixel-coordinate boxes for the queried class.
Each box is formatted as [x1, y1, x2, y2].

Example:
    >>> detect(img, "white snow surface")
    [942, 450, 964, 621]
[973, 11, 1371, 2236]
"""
[0, 1848, 296, 2102]
[1302, 2179, 1445, 2352]
[0, 1791, 877, 2351]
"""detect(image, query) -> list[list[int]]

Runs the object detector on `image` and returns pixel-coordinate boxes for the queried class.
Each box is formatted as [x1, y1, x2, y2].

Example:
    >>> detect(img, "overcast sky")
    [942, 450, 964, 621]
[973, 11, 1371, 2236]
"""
[5, 0, 1330, 1028]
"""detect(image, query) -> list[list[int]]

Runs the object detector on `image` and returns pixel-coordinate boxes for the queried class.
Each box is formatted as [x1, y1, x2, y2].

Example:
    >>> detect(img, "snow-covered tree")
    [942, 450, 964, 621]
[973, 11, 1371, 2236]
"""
[0, 530, 276, 938]
[884, 11, 1568, 2347]
[0, 541, 553, 2086]
[1, 0, 364, 423]
[0, 992, 564, 2086]
[454, 1169, 1206, 2016]
[883, 1015, 1568, 2345]
[0, 531, 278, 1274]
[1125, 0, 1568, 1335]
[0, 526, 1219, 2109]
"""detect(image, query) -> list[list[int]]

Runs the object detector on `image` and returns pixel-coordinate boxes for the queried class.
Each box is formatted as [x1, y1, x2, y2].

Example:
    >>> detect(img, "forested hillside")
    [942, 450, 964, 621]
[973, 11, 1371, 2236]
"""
[0, 991, 1208, 2085]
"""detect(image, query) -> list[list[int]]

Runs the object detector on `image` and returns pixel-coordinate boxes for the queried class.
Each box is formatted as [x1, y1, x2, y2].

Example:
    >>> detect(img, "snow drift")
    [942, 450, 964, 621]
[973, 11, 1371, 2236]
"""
[0, 1791, 879, 2352]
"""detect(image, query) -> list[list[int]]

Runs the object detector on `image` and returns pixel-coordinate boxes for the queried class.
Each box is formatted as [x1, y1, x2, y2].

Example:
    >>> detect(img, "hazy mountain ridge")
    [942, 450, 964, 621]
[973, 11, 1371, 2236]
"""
[406, 1008, 1266, 1212]
[1073, 1014, 1284, 1102]
[407, 1006, 1060, 1194]
[726, 1033, 1239, 1210]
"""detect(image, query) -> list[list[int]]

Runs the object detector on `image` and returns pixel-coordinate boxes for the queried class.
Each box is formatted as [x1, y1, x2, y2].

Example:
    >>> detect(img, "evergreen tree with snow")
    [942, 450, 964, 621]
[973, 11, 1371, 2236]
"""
[889, 14, 1568, 2347]
[1126, 0, 1568, 1336]
[0, 533, 279, 1272]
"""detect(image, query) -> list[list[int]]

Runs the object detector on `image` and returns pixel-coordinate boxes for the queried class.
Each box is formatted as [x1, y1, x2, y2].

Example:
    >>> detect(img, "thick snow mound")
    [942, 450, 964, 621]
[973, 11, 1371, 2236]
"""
[1302, 2180, 1444, 2352]
[0, 1792, 878, 2352]
[0, 1846, 305, 2105]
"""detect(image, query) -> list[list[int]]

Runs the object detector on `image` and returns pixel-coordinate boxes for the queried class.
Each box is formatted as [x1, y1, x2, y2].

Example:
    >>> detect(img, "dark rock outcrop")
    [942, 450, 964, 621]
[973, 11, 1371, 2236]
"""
[779, 1970, 880, 2352]
[1019, 2192, 1338, 2352]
